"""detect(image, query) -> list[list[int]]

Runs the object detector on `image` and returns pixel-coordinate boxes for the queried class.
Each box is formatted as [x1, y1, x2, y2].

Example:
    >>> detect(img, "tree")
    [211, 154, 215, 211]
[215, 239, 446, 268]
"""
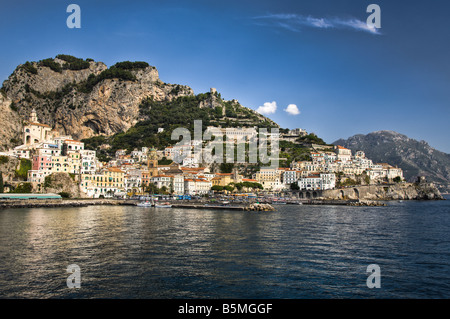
[12, 182, 33, 193]
[211, 185, 224, 192]
[290, 183, 300, 191]
[158, 157, 173, 165]
[220, 163, 234, 173]
[15, 159, 32, 180]
[0, 172, 4, 193]
[393, 176, 402, 183]
[224, 185, 234, 192]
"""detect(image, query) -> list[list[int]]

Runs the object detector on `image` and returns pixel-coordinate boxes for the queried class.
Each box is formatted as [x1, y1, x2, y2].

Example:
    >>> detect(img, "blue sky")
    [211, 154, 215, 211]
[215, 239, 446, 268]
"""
[1, 0, 449, 152]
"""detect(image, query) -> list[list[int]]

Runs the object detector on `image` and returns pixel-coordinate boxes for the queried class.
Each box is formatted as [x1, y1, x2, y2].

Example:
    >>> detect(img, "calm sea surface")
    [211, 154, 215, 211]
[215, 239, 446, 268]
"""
[1, 196, 449, 299]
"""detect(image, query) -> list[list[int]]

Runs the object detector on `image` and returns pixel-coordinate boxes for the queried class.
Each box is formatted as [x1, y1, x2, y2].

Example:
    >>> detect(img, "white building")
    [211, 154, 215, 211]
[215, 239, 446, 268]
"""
[184, 178, 212, 195]
[282, 169, 298, 186]
[80, 150, 97, 175]
[298, 173, 336, 190]
[151, 175, 172, 190]
[335, 145, 352, 163]
[173, 175, 184, 195]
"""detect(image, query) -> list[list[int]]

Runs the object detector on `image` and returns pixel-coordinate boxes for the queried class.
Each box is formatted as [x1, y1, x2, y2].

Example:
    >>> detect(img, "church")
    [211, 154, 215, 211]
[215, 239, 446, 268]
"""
[23, 109, 55, 146]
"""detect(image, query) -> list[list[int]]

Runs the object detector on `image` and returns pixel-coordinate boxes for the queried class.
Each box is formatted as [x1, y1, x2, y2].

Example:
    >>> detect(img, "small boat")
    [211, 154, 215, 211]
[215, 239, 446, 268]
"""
[155, 202, 172, 208]
[272, 201, 287, 205]
[136, 201, 153, 207]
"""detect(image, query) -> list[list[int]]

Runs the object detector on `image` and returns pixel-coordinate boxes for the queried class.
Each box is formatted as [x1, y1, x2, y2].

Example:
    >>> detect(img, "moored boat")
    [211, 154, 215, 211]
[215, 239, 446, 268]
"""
[136, 201, 153, 207]
[155, 202, 172, 208]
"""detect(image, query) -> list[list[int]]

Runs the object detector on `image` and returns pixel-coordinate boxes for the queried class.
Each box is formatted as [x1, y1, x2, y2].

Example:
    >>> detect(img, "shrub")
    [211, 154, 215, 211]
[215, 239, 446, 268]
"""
[58, 192, 71, 198]
[393, 176, 402, 183]
[10, 101, 18, 112]
[111, 61, 149, 70]
[40, 58, 62, 73]
[44, 175, 52, 188]
[22, 61, 38, 74]
[12, 182, 33, 193]
[0, 156, 9, 164]
[15, 159, 31, 179]
[56, 54, 90, 70]
[78, 68, 136, 93]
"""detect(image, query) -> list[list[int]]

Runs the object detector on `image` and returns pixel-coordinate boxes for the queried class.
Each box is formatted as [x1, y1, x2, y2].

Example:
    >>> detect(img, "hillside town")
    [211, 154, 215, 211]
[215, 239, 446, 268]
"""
[0, 110, 404, 198]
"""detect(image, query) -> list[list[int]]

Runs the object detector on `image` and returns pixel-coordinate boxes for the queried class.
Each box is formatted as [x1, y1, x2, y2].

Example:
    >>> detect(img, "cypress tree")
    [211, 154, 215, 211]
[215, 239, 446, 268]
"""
[0, 172, 4, 193]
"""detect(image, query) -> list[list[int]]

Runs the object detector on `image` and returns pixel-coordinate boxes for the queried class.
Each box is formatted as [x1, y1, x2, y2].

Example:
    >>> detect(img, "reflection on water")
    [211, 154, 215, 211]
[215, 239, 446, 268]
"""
[0, 198, 450, 298]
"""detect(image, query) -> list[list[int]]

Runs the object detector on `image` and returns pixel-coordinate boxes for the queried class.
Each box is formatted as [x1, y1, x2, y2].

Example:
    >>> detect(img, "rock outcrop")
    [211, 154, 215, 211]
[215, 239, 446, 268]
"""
[245, 203, 275, 211]
[0, 94, 22, 151]
[41, 172, 84, 198]
[320, 182, 444, 201]
[0, 156, 20, 183]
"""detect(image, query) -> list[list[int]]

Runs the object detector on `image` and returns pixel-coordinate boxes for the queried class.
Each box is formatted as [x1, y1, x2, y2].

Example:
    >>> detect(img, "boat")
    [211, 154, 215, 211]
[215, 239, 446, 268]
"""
[136, 201, 153, 207]
[155, 202, 172, 208]
[271, 201, 287, 205]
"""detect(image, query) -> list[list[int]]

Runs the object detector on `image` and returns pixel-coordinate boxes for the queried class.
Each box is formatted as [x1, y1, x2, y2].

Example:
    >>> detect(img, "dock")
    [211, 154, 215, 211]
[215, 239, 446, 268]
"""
[171, 204, 245, 210]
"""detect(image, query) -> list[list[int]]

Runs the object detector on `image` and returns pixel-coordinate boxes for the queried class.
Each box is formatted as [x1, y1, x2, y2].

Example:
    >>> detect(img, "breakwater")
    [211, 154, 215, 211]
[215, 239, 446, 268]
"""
[0, 199, 275, 211]
[0, 199, 135, 209]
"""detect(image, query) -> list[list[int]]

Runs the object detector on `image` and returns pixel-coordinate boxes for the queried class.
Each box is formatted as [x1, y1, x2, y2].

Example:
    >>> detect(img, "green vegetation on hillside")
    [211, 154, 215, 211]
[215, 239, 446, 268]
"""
[21, 61, 38, 74]
[55, 54, 91, 70]
[11, 182, 33, 193]
[82, 92, 278, 158]
[111, 61, 150, 70]
[14, 159, 31, 180]
[296, 133, 328, 146]
[279, 140, 312, 166]
[40, 58, 63, 73]
[78, 68, 136, 93]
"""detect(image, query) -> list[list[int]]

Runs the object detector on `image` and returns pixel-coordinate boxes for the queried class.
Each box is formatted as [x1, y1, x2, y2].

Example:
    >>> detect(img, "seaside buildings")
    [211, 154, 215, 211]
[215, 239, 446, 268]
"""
[3, 110, 404, 197]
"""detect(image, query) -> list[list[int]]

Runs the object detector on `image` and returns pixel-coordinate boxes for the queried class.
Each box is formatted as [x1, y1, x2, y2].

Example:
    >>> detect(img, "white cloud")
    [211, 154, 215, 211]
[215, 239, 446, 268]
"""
[253, 14, 381, 35]
[285, 104, 300, 115]
[256, 101, 277, 115]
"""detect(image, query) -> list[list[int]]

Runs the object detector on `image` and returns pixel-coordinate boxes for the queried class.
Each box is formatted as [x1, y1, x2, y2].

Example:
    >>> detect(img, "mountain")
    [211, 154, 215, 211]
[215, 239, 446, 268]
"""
[0, 55, 276, 151]
[333, 131, 450, 192]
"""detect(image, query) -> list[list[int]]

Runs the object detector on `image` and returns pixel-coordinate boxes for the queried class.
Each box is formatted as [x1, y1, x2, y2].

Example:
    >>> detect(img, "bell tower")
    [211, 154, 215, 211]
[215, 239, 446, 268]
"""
[147, 147, 159, 177]
[29, 108, 38, 123]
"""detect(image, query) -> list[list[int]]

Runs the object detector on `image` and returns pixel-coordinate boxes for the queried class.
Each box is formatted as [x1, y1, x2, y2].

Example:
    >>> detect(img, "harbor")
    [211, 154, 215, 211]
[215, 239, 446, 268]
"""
[0, 196, 387, 209]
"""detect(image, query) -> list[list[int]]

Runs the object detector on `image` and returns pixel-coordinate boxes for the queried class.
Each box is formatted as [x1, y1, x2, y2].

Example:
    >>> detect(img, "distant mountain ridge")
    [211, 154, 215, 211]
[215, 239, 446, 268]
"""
[333, 130, 450, 192]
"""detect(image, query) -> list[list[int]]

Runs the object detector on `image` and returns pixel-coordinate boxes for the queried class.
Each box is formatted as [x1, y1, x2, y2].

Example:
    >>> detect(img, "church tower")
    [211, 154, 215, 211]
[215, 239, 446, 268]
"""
[29, 108, 38, 123]
[147, 147, 159, 177]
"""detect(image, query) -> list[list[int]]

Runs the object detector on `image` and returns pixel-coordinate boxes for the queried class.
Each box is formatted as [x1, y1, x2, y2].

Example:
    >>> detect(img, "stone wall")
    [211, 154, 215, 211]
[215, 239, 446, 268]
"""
[316, 183, 443, 200]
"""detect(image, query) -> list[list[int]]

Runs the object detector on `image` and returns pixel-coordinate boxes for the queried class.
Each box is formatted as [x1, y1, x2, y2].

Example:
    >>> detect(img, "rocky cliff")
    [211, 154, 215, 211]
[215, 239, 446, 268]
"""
[0, 93, 22, 151]
[1, 56, 194, 144]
